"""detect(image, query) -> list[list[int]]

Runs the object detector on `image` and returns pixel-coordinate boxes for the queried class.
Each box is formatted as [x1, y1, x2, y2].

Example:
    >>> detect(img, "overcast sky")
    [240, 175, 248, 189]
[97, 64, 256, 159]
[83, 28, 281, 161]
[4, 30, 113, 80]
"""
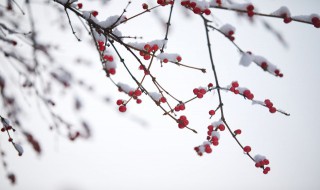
[1, 0, 320, 190]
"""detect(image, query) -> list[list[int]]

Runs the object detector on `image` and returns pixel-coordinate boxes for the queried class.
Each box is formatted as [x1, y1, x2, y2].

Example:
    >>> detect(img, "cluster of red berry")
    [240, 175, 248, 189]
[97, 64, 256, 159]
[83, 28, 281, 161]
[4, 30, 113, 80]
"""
[193, 87, 207, 98]
[139, 44, 159, 60]
[180, 1, 211, 15]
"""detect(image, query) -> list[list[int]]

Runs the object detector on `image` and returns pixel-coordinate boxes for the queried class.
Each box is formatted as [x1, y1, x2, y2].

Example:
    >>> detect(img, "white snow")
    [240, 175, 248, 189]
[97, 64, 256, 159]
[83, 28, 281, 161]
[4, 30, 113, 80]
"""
[271, 6, 291, 17]
[239, 52, 253, 67]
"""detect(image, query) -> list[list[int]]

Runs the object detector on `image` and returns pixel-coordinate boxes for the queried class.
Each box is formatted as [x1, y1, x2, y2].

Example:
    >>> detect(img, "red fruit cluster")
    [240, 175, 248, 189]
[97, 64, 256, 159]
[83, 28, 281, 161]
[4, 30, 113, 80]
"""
[281, 13, 292, 23]
[128, 89, 143, 104]
[139, 44, 159, 60]
[207, 128, 220, 146]
[193, 87, 206, 98]
[180, 1, 211, 15]
[229, 81, 240, 94]
[274, 69, 283, 77]
[263, 167, 271, 174]
[157, 0, 174, 6]
[177, 115, 189, 129]
[194, 143, 212, 156]
[174, 103, 185, 112]
[243, 89, 254, 100]
[246, 4, 254, 17]
[311, 16, 320, 28]
[138, 65, 149, 75]
[264, 99, 277, 113]
[255, 158, 270, 168]
[116, 99, 127, 112]
[1, 125, 12, 132]
[98, 40, 105, 52]
[226, 30, 235, 41]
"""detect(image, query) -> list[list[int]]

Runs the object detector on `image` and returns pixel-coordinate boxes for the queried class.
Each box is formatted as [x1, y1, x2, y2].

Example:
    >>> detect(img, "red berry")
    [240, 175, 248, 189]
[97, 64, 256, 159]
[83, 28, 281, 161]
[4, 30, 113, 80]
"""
[179, 104, 185, 110]
[160, 97, 166, 103]
[228, 30, 234, 36]
[261, 62, 268, 70]
[99, 45, 105, 51]
[139, 51, 145, 56]
[197, 94, 203, 98]
[190, 2, 197, 8]
[134, 89, 142, 96]
[152, 44, 159, 52]
[218, 124, 225, 131]
[263, 159, 270, 165]
[247, 11, 254, 17]
[92, 11, 98, 17]
[208, 125, 214, 131]
[142, 3, 148, 10]
[212, 140, 219, 146]
[1, 128, 5, 132]
[108, 68, 116, 75]
[119, 105, 127, 112]
[231, 81, 239, 88]
[193, 88, 199, 94]
[157, 0, 164, 5]
[204, 9, 211, 15]
[116, 99, 123, 105]
[144, 44, 151, 51]
[234, 129, 241, 135]
[199, 88, 206, 94]
[247, 93, 254, 100]
[136, 99, 142, 104]
[269, 107, 277, 113]
[284, 17, 292, 23]
[176, 56, 182, 62]
[179, 115, 187, 121]
[193, 7, 201, 14]
[243, 146, 251, 153]
[77, 3, 83, 9]
[144, 54, 151, 60]
[178, 123, 186, 129]
[205, 145, 212, 153]
[243, 90, 251, 97]
[209, 110, 215, 116]
[246, 4, 254, 11]
[208, 83, 213, 88]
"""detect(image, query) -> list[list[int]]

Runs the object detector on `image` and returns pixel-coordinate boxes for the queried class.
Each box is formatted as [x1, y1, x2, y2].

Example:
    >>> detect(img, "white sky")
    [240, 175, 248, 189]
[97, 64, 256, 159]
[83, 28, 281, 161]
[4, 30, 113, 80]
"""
[1, 0, 320, 190]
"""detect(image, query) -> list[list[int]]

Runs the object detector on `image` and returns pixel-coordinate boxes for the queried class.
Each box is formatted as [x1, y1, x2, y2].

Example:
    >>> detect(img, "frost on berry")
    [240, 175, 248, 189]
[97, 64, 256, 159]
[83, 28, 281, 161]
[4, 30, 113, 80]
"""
[157, 53, 182, 63]
[13, 143, 23, 156]
[272, 6, 292, 23]
[220, 24, 236, 41]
